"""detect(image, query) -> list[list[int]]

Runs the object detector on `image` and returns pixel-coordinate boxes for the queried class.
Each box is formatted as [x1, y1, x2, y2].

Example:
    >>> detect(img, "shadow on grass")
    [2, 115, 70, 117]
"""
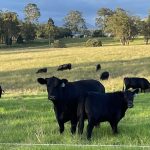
[0, 56, 150, 92]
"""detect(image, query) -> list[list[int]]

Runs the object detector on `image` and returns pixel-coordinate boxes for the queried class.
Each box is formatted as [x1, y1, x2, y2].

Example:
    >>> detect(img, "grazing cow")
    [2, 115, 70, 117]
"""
[96, 64, 101, 71]
[57, 63, 72, 71]
[37, 76, 105, 134]
[0, 86, 4, 98]
[100, 71, 109, 80]
[123, 77, 150, 92]
[78, 89, 139, 139]
[36, 67, 47, 74]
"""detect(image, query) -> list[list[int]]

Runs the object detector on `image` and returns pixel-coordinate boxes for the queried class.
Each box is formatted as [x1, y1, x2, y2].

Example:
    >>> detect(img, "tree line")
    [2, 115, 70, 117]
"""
[0, 3, 150, 46]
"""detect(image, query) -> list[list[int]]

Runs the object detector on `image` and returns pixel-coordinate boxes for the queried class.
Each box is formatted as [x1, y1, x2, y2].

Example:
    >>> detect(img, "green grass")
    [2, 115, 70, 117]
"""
[1, 42, 150, 149]
[0, 93, 150, 150]
[0, 36, 146, 49]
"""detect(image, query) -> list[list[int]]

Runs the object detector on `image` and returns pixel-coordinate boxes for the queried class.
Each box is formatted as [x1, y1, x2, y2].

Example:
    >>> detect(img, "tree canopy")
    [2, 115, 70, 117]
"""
[1, 4, 150, 46]
[64, 10, 87, 33]
[24, 3, 40, 23]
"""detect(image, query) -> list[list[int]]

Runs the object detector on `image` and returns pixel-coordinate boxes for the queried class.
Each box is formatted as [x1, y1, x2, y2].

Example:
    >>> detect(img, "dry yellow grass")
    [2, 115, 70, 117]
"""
[0, 45, 150, 93]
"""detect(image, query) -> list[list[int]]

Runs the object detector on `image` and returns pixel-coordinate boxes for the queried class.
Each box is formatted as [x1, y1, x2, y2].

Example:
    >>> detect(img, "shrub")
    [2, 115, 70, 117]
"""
[16, 35, 24, 44]
[92, 30, 104, 37]
[51, 40, 66, 48]
[85, 39, 102, 47]
[5, 36, 12, 45]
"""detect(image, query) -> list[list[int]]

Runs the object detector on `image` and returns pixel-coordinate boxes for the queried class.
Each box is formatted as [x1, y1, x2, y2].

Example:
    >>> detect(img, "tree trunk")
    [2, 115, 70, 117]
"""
[120, 38, 125, 45]
[145, 38, 148, 45]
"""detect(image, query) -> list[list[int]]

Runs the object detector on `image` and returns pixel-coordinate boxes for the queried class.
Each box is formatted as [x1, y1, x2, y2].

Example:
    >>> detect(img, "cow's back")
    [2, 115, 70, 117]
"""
[73, 79, 105, 94]
[124, 77, 150, 89]
[84, 92, 127, 122]
[62, 80, 105, 103]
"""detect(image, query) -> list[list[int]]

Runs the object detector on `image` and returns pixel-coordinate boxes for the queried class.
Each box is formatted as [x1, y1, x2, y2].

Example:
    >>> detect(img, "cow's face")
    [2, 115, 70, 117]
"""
[37, 76, 68, 101]
[124, 89, 139, 108]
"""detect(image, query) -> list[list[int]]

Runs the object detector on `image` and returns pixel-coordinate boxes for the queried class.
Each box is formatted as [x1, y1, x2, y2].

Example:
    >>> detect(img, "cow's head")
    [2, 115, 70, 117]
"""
[123, 89, 139, 108]
[37, 76, 68, 101]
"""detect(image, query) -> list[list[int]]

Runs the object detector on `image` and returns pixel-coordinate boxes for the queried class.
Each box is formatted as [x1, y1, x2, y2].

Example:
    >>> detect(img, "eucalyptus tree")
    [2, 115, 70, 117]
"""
[2, 11, 20, 45]
[139, 12, 150, 44]
[24, 3, 40, 23]
[105, 8, 138, 45]
[64, 10, 87, 33]
[0, 11, 4, 43]
[45, 18, 57, 46]
[96, 8, 113, 35]
[21, 22, 36, 41]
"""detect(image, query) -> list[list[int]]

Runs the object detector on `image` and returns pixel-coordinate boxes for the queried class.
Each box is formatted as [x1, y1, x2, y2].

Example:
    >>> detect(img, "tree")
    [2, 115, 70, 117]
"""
[92, 30, 103, 37]
[105, 8, 137, 45]
[24, 3, 40, 23]
[36, 23, 47, 38]
[55, 27, 72, 39]
[45, 18, 57, 46]
[139, 13, 150, 44]
[16, 34, 24, 44]
[96, 8, 113, 35]
[21, 22, 37, 41]
[64, 10, 87, 33]
[2, 11, 20, 45]
[0, 11, 4, 43]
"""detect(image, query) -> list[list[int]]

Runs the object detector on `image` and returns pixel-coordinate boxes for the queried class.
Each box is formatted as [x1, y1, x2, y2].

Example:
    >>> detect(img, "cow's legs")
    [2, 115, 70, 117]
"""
[87, 119, 94, 140]
[125, 85, 129, 91]
[78, 115, 84, 135]
[58, 120, 64, 134]
[110, 121, 118, 134]
[71, 119, 77, 134]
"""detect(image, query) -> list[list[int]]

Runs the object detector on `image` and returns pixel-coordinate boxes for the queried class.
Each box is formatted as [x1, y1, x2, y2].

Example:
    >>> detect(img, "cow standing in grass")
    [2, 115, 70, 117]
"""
[96, 64, 101, 71]
[37, 76, 105, 134]
[123, 77, 150, 92]
[78, 89, 139, 139]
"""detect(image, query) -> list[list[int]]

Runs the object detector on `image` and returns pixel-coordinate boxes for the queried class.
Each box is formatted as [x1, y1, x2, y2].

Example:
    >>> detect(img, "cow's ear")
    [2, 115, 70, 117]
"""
[60, 79, 68, 87]
[37, 78, 47, 85]
[132, 89, 139, 95]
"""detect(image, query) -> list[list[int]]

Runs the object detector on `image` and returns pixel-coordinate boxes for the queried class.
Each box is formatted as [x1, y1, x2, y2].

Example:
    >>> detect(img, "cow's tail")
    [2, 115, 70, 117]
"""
[77, 94, 87, 135]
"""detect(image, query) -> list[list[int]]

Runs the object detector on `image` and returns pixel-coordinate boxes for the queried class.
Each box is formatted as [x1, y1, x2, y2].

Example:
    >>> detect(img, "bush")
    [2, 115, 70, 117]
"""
[5, 36, 12, 45]
[92, 30, 104, 37]
[16, 35, 24, 44]
[51, 40, 66, 48]
[85, 39, 102, 47]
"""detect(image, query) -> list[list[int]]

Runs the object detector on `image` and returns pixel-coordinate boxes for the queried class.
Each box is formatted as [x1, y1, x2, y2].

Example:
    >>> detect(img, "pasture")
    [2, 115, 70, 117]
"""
[0, 44, 150, 149]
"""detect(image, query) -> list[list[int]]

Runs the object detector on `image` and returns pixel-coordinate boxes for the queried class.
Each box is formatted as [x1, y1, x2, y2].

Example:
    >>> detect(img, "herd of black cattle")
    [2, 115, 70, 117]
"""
[1, 63, 150, 140]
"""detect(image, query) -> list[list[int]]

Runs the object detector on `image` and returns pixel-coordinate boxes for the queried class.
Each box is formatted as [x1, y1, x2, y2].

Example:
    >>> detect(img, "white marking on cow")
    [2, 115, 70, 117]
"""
[61, 83, 65, 87]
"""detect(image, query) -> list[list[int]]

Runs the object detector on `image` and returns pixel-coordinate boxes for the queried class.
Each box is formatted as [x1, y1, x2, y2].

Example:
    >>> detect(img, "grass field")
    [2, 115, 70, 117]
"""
[0, 36, 145, 49]
[0, 42, 150, 149]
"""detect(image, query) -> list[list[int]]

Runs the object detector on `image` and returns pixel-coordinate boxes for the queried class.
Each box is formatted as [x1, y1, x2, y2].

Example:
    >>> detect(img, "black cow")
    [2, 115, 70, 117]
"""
[96, 64, 101, 71]
[0, 86, 4, 98]
[57, 63, 72, 71]
[36, 67, 47, 74]
[100, 71, 109, 80]
[78, 89, 139, 139]
[37, 76, 105, 134]
[123, 77, 150, 92]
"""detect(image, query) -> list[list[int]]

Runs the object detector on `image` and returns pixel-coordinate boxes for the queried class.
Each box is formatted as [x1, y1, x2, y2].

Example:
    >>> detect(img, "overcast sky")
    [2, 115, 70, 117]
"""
[1, 0, 150, 27]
